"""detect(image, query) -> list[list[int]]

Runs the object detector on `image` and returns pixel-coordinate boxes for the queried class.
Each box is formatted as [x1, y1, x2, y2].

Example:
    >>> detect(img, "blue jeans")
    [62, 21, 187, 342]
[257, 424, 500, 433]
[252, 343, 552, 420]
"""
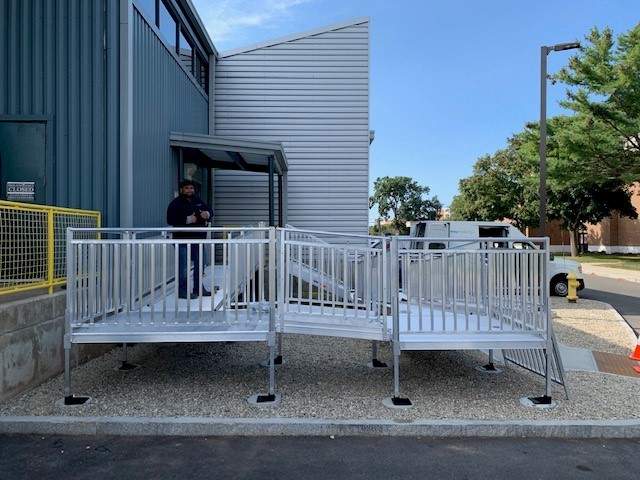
[178, 244, 201, 296]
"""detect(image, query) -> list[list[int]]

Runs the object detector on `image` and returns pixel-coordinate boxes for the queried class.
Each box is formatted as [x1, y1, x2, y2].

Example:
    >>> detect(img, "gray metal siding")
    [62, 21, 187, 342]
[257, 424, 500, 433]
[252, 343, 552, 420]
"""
[0, 0, 121, 226]
[214, 20, 370, 233]
[131, 6, 209, 227]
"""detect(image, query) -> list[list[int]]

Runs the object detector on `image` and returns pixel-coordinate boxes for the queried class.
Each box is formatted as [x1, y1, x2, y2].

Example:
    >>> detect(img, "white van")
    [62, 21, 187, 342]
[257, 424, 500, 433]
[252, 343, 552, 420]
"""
[408, 221, 585, 296]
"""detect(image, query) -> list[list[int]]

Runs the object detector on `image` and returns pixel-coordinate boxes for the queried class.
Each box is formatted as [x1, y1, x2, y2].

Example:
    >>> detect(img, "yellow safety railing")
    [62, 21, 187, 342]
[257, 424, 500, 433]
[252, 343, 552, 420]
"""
[0, 200, 101, 295]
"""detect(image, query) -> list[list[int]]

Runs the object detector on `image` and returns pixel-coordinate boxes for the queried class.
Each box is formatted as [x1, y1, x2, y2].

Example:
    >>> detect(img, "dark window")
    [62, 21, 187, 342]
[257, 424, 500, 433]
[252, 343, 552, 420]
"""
[195, 52, 208, 92]
[159, 0, 177, 51]
[140, 0, 209, 94]
[479, 226, 509, 238]
[178, 29, 193, 73]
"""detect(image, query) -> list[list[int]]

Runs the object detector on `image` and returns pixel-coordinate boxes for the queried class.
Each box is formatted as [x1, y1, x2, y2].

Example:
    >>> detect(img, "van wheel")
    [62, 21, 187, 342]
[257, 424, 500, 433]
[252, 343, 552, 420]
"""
[551, 276, 568, 296]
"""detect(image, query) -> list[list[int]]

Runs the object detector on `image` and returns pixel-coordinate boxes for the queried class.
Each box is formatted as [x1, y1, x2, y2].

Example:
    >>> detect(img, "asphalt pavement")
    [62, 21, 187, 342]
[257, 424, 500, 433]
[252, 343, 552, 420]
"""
[1, 434, 639, 480]
[580, 265, 640, 336]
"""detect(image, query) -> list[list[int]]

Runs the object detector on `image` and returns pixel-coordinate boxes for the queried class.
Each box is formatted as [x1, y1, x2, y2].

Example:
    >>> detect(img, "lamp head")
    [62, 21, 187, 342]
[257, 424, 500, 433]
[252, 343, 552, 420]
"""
[551, 42, 580, 51]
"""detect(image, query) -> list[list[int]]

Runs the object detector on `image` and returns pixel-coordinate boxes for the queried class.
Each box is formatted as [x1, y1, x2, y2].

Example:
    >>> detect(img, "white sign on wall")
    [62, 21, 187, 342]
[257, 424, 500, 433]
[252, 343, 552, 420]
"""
[6, 181, 36, 202]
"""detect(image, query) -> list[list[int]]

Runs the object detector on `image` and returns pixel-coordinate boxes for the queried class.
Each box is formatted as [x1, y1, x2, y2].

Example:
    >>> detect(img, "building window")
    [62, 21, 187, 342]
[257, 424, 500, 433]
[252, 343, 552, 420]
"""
[159, 0, 177, 51]
[178, 28, 193, 74]
[137, 0, 157, 23]
[194, 52, 208, 91]
[137, 0, 209, 94]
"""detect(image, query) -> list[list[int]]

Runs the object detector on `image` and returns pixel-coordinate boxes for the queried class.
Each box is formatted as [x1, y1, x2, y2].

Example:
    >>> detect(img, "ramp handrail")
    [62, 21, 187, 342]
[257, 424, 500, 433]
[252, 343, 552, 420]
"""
[66, 227, 274, 328]
[394, 236, 550, 337]
[278, 229, 389, 328]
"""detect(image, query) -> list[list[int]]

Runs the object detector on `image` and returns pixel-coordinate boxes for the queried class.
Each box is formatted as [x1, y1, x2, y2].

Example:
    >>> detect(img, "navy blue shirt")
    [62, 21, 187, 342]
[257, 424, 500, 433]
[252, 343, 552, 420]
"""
[166, 194, 213, 239]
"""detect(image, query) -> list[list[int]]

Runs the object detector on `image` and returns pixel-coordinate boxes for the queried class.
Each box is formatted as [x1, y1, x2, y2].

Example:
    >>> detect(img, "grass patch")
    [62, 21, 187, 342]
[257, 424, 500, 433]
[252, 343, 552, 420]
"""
[566, 252, 640, 271]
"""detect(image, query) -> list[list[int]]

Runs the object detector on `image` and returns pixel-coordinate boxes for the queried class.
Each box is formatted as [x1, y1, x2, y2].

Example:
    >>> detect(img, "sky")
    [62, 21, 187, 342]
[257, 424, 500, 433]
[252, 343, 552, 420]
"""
[191, 0, 638, 217]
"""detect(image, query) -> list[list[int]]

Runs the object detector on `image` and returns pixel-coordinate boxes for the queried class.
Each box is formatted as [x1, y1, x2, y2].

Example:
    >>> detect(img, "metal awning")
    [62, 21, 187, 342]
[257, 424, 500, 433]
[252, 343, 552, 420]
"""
[169, 132, 288, 175]
[170, 132, 287, 226]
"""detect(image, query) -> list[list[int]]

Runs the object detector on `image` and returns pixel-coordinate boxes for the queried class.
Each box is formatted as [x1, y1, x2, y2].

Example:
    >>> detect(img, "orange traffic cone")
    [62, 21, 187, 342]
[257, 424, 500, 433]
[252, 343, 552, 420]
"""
[630, 335, 640, 361]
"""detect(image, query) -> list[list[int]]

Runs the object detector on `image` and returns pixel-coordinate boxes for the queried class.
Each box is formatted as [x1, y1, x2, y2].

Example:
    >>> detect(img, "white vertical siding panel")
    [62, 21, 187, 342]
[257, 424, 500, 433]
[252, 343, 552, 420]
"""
[214, 20, 370, 234]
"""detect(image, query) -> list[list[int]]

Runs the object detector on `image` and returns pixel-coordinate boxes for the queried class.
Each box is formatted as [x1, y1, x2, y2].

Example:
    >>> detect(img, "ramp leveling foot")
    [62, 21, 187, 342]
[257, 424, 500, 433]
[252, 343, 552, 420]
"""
[116, 361, 140, 371]
[256, 394, 277, 403]
[392, 397, 412, 406]
[64, 395, 91, 406]
[372, 359, 388, 368]
[527, 395, 552, 405]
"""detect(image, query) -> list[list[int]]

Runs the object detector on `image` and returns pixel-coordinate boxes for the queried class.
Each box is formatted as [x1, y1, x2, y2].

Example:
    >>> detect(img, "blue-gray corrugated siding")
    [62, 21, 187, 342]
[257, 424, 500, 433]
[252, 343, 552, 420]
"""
[132, 7, 209, 227]
[214, 21, 370, 234]
[0, 0, 120, 226]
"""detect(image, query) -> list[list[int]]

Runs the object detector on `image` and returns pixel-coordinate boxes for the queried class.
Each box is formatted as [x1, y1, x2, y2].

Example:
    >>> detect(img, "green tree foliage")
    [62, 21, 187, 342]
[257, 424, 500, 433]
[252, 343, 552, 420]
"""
[368, 222, 395, 236]
[454, 114, 638, 256]
[369, 176, 442, 234]
[451, 139, 539, 230]
[552, 24, 640, 181]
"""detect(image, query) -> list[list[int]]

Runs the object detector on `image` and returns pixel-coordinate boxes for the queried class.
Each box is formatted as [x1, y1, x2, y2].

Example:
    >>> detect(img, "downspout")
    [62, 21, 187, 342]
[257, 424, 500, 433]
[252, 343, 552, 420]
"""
[208, 54, 215, 135]
[268, 156, 275, 227]
[208, 54, 216, 214]
[119, 0, 133, 227]
[278, 174, 283, 227]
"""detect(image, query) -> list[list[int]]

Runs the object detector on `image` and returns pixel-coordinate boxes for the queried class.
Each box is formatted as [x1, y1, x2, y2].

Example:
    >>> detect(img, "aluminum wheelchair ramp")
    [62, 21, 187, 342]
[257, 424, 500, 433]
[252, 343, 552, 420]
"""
[63, 226, 565, 409]
[63, 226, 279, 406]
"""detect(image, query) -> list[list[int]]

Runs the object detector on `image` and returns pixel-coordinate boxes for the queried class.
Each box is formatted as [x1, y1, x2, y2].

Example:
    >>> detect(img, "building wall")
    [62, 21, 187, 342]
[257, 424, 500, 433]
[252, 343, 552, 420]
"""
[0, 0, 121, 226]
[586, 184, 640, 254]
[131, 5, 209, 227]
[214, 19, 371, 234]
[0, 292, 113, 402]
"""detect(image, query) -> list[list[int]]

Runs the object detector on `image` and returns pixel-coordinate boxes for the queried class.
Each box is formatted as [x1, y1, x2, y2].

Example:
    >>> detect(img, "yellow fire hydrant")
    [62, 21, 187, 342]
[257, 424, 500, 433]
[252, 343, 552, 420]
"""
[566, 272, 580, 303]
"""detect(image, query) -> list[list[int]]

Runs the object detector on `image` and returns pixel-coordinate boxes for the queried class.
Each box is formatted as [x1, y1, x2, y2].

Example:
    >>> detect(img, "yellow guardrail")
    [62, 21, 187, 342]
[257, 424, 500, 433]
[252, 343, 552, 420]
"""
[0, 200, 101, 295]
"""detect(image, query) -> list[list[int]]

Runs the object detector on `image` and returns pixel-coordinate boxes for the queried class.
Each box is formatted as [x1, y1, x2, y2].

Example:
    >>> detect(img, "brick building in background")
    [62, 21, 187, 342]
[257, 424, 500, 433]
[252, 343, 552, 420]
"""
[585, 183, 640, 254]
[531, 183, 640, 254]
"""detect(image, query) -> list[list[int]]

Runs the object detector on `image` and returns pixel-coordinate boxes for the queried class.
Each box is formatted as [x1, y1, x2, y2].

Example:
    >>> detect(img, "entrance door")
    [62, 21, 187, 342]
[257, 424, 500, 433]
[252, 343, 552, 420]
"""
[0, 122, 47, 204]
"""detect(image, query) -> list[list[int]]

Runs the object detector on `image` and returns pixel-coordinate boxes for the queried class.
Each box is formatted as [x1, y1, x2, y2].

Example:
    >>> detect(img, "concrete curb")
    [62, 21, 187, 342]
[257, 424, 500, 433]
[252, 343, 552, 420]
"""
[1, 416, 640, 438]
[601, 302, 639, 343]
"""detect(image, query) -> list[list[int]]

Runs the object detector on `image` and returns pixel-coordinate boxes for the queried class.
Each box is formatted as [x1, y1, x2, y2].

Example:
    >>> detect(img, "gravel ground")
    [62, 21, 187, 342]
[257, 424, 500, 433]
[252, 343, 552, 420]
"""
[552, 298, 637, 355]
[1, 298, 639, 421]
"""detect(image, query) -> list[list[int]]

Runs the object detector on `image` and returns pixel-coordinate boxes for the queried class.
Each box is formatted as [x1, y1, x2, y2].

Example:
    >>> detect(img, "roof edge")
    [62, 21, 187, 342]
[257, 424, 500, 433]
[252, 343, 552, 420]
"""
[178, 0, 219, 57]
[219, 16, 370, 58]
[170, 132, 288, 174]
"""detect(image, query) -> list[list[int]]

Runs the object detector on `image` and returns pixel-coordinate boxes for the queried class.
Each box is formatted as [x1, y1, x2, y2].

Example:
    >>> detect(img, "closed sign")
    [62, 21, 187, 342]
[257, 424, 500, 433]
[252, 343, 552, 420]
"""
[6, 181, 35, 201]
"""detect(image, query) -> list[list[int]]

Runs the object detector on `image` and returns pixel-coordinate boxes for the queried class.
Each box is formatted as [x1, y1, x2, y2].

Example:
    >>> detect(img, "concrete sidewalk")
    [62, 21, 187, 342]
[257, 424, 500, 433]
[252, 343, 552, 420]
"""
[581, 264, 640, 283]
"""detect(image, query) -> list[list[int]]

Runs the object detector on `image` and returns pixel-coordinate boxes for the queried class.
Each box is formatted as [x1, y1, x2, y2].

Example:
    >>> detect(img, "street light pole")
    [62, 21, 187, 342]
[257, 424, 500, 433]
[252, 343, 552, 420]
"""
[539, 46, 549, 238]
[539, 42, 580, 238]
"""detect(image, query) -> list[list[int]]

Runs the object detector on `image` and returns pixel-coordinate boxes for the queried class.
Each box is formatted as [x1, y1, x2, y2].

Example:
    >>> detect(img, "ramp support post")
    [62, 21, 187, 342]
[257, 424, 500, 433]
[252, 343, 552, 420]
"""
[62, 337, 90, 406]
[526, 347, 553, 406]
[371, 340, 387, 368]
[116, 343, 139, 371]
[389, 236, 411, 407]
[274, 332, 284, 365]
[477, 349, 501, 373]
[63, 337, 72, 399]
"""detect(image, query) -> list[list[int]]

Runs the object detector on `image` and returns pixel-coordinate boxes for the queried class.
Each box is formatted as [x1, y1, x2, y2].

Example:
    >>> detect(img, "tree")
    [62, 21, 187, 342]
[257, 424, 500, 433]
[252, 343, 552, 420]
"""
[543, 115, 639, 256]
[452, 143, 539, 231]
[552, 24, 640, 182]
[548, 179, 637, 256]
[369, 176, 441, 234]
[453, 115, 638, 256]
[368, 221, 395, 236]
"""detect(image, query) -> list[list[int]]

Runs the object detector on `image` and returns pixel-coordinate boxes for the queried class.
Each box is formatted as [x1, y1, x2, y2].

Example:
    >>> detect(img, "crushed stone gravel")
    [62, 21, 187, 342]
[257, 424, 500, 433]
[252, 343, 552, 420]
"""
[1, 298, 638, 421]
